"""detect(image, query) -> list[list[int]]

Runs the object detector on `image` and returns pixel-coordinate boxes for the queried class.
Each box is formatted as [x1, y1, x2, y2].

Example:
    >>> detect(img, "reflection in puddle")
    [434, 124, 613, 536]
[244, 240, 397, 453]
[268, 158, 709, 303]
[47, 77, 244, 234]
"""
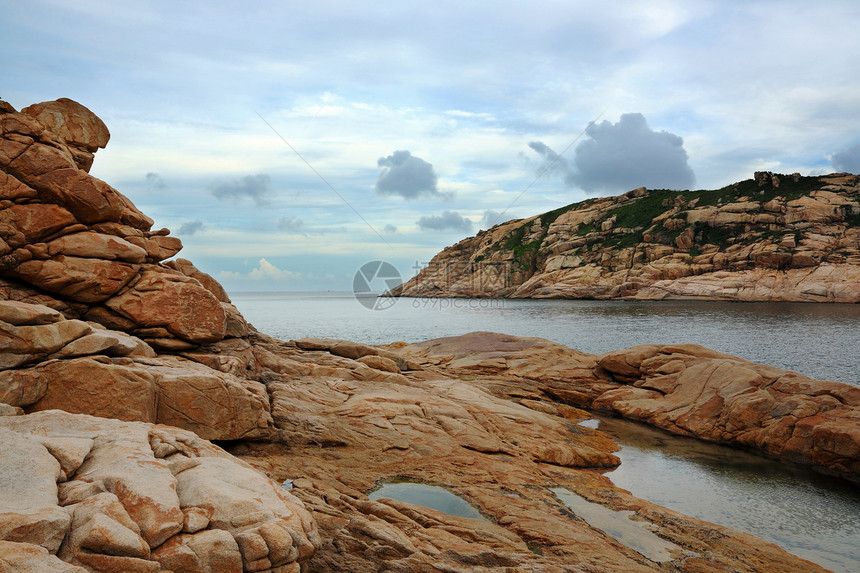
[368, 482, 488, 521]
[583, 416, 860, 573]
[551, 487, 684, 563]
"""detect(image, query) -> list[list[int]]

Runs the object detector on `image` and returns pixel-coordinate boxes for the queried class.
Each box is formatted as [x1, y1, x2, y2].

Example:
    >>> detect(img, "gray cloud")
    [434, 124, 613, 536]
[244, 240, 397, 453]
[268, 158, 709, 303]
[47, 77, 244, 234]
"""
[178, 220, 204, 235]
[529, 113, 695, 194]
[383, 224, 398, 234]
[832, 143, 860, 173]
[145, 172, 167, 190]
[417, 210, 472, 233]
[479, 209, 504, 229]
[573, 113, 695, 193]
[375, 150, 440, 199]
[210, 174, 272, 205]
[277, 216, 304, 232]
[527, 142, 576, 187]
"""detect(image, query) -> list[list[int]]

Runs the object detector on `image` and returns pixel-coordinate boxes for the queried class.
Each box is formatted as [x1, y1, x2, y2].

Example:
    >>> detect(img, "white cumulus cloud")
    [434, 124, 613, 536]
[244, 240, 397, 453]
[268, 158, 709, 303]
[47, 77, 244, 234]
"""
[218, 258, 301, 281]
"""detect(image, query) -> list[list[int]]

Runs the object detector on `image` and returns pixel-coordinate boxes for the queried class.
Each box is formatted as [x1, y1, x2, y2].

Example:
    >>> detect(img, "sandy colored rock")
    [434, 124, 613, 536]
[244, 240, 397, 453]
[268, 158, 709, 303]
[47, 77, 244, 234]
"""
[42, 232, 147, 263]
[1, 302, 153, 370]
[0, 300, 63, 325]
[356, 354, 400, 372]
[0, 411, 319, 572]
[0, 318, 92, 369]
[0, 428, 69, 553]
[0, 540, 88, 572]
[152, 529, 242, 573]
[0, 203, 77, 250]
[398, 333, 860, 483]
[6, 355, 273, 440]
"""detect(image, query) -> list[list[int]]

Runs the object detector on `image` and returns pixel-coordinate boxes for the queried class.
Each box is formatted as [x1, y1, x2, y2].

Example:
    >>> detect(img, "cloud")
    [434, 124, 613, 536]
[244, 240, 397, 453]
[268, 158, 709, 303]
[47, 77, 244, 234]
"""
[445, 110, 495, 121]
[832, 143, 860, 173]
[527, 141, 577, 187]
[145, 172, 167, 190]
[529, 113, 695, 194]
[383, 224, 397, 234]
[218, 258, 300, 281]
[479, 209, 504, 230]
[277, 216, 304, 232]
[178, 220, 204, 235]
[572, 113, 695, 193]
[375, 150, 440, 199]
[210, 174, 272, 205]
[417, 210, 473, 233]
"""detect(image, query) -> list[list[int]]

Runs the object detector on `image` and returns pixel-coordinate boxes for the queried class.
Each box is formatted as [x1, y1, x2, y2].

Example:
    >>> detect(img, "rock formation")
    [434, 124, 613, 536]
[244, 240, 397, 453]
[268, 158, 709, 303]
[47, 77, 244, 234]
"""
[391, 173, 860, 301]
[0, 411, 319, 573]
[395, 332, 860, 481]
[0, 98, 848, 572]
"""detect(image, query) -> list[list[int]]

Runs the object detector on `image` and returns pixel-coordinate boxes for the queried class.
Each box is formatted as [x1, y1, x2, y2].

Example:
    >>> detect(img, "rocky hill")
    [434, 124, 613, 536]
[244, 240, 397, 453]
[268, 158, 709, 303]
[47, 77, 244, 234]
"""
[1, 98, 857, 572]
[392, 173, 860, 301]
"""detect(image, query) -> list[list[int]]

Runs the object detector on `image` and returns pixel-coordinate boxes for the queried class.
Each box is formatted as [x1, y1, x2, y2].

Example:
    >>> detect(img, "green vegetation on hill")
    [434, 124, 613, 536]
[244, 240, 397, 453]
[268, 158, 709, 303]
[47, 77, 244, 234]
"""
[484, 173, 857, 276]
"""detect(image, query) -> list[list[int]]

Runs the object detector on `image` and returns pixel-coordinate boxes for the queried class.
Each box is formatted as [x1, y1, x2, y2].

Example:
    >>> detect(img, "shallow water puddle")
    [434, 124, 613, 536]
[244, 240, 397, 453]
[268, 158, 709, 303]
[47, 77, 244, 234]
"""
[550, 487, 683, 563]
[368, 482, 489, 521]
[580, 416, 860, 573]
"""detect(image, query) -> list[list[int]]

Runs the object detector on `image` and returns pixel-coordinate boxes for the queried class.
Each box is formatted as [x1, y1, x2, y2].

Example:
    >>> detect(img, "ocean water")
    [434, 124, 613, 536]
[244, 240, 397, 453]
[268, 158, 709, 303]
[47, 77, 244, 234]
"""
[232, 291, 860, 571]
[231, 292, 860, 385]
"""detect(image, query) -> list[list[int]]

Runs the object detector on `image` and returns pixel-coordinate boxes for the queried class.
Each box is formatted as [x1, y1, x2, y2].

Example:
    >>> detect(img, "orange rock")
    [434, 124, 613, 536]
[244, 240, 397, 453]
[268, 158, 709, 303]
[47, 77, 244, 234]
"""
[105, 267, 226, 344]
[12, 355, 273, 441]
[165, 258, 231, 302]
[0, 203, 77, 249]
[12, 256, 139, 303]
[21, 98, 109, 152]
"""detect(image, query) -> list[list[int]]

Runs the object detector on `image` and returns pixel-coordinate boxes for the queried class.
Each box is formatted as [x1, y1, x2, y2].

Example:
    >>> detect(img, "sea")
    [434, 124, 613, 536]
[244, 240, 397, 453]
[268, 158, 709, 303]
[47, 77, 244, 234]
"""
[233, 292, 859, 385]
[232, 292, 860, 572]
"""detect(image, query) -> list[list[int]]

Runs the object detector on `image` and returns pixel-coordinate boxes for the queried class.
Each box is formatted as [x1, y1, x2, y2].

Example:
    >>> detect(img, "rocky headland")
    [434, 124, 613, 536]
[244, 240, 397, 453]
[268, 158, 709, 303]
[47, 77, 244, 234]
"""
[391, 173, 860, 301]
[1, 98, 857, 572]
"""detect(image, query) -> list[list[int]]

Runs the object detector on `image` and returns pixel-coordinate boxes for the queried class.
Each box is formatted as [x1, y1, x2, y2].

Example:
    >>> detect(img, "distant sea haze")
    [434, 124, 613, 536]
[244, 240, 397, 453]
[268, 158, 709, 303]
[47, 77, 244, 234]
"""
[231, 292, 860, 386]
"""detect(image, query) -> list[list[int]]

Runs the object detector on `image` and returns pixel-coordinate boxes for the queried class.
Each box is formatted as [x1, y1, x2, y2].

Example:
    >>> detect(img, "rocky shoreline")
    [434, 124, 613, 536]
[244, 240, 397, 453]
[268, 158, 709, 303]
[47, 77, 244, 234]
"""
[391, 172, 860, 302]
[2, 99, 856, 572]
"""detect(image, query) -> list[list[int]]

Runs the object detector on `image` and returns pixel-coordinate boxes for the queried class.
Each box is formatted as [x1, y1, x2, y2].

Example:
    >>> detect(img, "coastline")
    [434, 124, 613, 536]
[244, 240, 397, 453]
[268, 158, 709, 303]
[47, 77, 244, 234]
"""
[392, 173, 860, 304]
[2, 98, 855, 572]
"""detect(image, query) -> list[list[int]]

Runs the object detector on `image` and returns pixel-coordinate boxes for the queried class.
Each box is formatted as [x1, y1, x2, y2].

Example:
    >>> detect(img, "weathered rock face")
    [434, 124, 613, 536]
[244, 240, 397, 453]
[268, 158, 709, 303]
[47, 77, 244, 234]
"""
[1, 99, 227, 348]
[397, 332, 860, 482]
[594, 344, 860, 478]
[0, 411, 320, 573]
[20, 98, 110, 173]
[391, 172, 860, 302]
[219, 334, 830, 572]
[0, 300, 272, 441]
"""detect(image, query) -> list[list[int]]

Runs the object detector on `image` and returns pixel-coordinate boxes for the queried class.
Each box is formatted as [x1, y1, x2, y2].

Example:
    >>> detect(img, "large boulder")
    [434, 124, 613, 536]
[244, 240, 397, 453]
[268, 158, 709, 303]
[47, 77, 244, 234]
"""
[1, 355, 273, 441]
[593, 344, 860, 478]
[0, 411, 320, 572]
[21, 99, 110, 151]
[104, 267, 228, 344]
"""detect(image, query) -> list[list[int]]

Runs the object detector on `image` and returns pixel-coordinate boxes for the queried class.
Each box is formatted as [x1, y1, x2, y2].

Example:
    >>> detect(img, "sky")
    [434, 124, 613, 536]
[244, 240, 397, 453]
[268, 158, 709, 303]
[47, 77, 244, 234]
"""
[3, 0, 860, 292]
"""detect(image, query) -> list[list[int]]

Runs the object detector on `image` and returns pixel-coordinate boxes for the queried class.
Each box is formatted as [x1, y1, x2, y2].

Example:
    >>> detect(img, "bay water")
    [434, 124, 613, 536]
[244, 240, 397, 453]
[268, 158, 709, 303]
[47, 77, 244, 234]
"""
[232, 292, 860, 571]
[233, 292, 859, 385]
